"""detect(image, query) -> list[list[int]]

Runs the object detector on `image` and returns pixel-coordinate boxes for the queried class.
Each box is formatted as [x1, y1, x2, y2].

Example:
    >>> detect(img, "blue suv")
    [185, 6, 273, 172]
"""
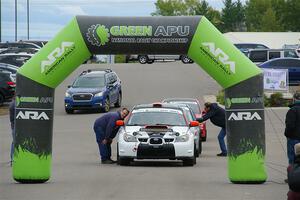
[64, 69, 122, 114]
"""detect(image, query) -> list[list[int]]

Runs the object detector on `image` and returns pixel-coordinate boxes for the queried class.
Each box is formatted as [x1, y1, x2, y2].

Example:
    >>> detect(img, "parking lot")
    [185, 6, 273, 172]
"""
[0, 63, 289, 200]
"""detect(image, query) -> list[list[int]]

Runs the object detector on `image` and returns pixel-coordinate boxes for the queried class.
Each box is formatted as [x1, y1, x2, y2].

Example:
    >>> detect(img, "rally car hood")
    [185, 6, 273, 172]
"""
[124, 126, 189, 135]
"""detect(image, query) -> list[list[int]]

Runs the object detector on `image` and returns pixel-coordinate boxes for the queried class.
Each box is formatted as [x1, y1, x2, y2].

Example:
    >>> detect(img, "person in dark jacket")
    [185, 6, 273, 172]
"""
[197, 102, 227, 156]
[285, 92, 300, 165]
[9, 97, 15, 166]
[287, 143, 300, 200]
[93, 108, 129, 164]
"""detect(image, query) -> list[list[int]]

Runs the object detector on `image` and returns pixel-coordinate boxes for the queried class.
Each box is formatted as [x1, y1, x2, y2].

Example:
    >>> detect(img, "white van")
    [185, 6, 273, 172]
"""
[248, 49, 299, 64]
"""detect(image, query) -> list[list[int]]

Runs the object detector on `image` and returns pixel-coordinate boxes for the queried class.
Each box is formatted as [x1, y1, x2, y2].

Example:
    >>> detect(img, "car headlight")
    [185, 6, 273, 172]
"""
[123, 132, 137, 142]
[175, 134, 190, 142]
[94, 92, 103, 97]
[65, 92, 71, 97]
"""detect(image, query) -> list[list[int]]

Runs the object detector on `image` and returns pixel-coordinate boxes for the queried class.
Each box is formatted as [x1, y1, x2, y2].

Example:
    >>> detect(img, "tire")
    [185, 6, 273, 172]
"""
[198, 139, 202, 155]
[201, 135, 207, 142]
[118, 157, 132, 166]
[147, 60, 154, 64]
[138, 55, 148, 64]
[183, 158, 194, 166]
[114, 93, 122, 108]
[102, 98, 110, 113]
[0, 94, 4, 106]
[181, 56, 192, 64]
[195, 142, 200, 157]
[65, 108, 74, 114]
[194, 144, 197, 164]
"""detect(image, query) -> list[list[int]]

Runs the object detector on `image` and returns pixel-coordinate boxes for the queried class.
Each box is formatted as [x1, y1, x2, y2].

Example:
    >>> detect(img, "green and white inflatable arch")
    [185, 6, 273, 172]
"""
[13, 16, 267, 183]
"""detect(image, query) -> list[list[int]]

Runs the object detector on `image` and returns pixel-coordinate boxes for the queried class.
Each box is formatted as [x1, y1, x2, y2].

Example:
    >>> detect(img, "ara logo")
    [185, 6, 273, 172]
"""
[41, 42, 75, 74]
[16, 111, 50, 120]
[202, 42, 235, 74]
[228, 112, 262, 121]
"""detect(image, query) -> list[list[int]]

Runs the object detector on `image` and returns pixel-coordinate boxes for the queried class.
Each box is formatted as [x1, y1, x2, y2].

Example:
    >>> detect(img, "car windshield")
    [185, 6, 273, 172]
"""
[127, 108, 187, 126]
[72, 76, 105, 88]
[166, 101, 200, 115]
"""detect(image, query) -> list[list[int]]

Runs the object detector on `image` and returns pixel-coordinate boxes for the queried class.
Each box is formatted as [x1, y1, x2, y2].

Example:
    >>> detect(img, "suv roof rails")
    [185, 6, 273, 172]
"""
[79, 69, 112, 76]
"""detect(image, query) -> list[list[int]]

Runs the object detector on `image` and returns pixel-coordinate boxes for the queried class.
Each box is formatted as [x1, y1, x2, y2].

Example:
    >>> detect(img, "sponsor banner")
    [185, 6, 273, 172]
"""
[77, 16, 201, 54]
[16, 108, 52, 121]
[18, 18, 91, 88]
[262, 68, 288, 91]
[188, 17, 262, 88]
[227, 110, 263, 121]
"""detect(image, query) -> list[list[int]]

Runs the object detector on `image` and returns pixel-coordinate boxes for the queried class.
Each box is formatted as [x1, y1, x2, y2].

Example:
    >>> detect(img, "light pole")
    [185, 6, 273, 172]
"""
[27, 0, 29, 40]
[15, 0, 17, 41]
[0, 0, 2, 42]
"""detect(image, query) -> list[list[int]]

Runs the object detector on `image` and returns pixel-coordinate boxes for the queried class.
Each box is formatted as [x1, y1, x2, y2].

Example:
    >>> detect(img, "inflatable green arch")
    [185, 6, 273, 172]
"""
[13, 16, 267, 183]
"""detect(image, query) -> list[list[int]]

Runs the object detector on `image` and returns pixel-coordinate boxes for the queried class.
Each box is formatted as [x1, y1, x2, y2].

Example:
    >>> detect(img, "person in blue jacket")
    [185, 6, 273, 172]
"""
[93, 108, 129, 164]
[197, 102, 227, 157]
[9, 97, 15, 166]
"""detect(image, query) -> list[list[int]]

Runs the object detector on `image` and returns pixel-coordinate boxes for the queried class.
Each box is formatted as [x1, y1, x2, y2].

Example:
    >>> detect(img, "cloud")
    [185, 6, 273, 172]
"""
[57, 5, 86, 16]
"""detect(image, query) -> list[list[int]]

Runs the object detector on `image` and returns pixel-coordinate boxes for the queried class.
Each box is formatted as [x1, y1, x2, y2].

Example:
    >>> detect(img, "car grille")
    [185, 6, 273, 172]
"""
[138, 138, 148, 143]
[72, 93, 93, 101]
[149, 138, 163, 145]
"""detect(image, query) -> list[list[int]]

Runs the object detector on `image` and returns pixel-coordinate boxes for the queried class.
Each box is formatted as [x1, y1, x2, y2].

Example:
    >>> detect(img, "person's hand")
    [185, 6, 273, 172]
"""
[197, 117, 204, 123]
[107, 138, 113, 144]
[102, 139, 108, 144]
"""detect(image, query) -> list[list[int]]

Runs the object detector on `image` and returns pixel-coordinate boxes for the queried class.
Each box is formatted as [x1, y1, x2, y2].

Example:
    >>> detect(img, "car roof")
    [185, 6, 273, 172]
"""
[133, 103, 185, 111]
[162, 98, 199, 103]
[260, 57, 300, 65]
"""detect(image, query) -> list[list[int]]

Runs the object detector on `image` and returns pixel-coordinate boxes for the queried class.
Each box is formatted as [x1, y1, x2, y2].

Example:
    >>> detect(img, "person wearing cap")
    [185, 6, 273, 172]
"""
[93, 108, 129, 164]
[284, 91, 300, 165]
[287, 143, 300, 199]
[197, 102, 227, 157]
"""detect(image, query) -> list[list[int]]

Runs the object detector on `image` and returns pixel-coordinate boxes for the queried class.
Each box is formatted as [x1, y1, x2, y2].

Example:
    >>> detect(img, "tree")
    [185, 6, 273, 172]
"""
[221, 0, 246, 32]
[261, 7, 283, 31]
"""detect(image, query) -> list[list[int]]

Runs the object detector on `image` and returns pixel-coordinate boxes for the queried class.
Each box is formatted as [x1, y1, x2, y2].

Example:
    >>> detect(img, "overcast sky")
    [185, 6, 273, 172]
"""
[2, 0, 246, 42]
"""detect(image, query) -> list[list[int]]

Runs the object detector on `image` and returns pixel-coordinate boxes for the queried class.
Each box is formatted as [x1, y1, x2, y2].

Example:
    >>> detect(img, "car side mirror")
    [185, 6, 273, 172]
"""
[67, 85, 71, 88]
[116, 120, 124, 126]
[189, 121, 199, 127]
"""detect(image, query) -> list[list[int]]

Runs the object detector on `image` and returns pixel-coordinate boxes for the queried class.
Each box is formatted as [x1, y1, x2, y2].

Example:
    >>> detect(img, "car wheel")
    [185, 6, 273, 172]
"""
[182, 158, 194, 166]
[114, 93, 122, 108]
[201, 135, 207, 142]
[181, 56, 192, 64]
[65, 108, 74, 114]
[118, 157, 132, 166]
[194, 144, 197, 163]
[102, 98, 110, 113]
[198, 139, 202, 155]
[138, 55, 148, 64]
[0, 94, 4, 106]
[147, 60, 154, 64]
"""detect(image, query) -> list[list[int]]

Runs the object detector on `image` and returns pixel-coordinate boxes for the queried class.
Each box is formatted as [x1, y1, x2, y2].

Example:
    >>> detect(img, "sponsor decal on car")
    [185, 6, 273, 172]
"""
[228, 112, 262, 121]
[86, 24, 190, 46]
[41, 42, 75, 75]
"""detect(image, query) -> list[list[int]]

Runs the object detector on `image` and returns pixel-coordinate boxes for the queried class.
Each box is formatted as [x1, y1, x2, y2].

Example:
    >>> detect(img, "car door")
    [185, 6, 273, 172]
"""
[106, 73, 118, 103]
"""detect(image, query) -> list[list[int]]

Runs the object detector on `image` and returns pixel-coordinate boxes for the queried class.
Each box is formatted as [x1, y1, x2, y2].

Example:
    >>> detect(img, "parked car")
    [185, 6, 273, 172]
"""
[162, 98, 207, 142]
[0, 41, 42, 52]
[0, 48, 39, 55]
[116, 103, 198, 166]
[282, 44, 300, 57]
[234, 43, 269, 55]
[126, 54, 193, 64]
[248, 49, 299, 64]
[0, 63, 18, 80]
[18, 40, 47, 48]
[259, 58, 300, 86]
[64, 69, 122, 114]
[0, 70, 15, 105]
[0, 54, 32, 67]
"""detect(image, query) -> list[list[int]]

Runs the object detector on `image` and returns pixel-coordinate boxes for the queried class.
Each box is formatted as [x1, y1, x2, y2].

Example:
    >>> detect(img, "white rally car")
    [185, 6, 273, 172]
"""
[116, 103, 199, 166]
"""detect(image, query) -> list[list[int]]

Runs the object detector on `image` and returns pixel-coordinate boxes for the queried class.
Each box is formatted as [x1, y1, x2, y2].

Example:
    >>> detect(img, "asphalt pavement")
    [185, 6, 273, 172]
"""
[0, 62, 289, 200]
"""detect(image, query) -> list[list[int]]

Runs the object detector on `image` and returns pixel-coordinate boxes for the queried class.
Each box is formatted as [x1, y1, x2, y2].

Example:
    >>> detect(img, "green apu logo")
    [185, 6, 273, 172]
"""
[87, 24, 190, 46]
[16, 96, 53, 106]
